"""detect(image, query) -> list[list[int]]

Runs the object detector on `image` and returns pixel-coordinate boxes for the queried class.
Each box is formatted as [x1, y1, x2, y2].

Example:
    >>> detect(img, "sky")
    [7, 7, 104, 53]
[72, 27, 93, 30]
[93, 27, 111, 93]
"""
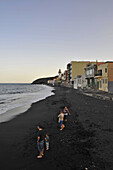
[0, 0, 113, 83]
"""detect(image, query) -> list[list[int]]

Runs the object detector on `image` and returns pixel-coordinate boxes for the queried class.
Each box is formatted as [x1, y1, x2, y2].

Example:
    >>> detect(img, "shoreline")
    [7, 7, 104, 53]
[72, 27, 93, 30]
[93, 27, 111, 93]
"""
[0, 84, 55, 123]
[0, 86, 113, 170]
[0, 103, 31, 123]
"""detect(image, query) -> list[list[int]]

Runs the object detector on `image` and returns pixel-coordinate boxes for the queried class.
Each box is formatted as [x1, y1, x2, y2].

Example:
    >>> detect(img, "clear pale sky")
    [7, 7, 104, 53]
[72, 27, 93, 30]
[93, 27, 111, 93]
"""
[0, 0, 113, 83]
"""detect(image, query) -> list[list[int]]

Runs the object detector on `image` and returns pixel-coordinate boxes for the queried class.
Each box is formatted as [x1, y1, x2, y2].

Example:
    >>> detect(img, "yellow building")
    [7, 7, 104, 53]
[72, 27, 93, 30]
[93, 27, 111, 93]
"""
[95, 62, 113, 93]
[67, 61, 96, 86]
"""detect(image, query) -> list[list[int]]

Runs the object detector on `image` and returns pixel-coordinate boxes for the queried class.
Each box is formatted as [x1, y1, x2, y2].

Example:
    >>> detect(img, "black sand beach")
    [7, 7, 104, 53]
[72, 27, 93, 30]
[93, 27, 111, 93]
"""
[0, 86, 113, 170]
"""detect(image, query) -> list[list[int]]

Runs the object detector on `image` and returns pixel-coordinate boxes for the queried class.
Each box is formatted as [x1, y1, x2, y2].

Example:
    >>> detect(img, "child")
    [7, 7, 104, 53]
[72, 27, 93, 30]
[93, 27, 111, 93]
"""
[63, 106, 70, 121]
[58, 111, 65, 130]
[45, 134, 49, 150]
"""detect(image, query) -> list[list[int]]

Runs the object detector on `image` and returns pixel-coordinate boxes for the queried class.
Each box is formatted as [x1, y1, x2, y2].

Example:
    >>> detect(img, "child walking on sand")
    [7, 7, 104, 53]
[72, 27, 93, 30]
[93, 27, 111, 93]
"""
[45, 134, 49, 150]
[58, 111, 65, 130]
[63, 106, 70, 122]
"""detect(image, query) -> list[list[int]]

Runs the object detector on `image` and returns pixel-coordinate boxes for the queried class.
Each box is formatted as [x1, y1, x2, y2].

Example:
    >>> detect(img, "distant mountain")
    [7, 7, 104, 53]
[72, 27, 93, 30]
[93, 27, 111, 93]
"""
[31, 75, 58, 84]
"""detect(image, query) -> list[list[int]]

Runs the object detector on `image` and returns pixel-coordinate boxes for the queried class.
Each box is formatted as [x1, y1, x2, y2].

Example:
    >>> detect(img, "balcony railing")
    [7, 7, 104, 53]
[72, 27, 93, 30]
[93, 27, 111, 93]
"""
[95, 73, 102, 76]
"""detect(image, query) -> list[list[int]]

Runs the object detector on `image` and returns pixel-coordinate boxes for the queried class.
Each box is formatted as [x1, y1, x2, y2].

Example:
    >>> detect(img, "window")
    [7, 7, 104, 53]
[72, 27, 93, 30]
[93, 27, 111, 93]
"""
[86, 70, 88, 75]
[86, 70, 90, 75]
[98, 70, 102, 76]
[105, 68, 107, 73]
[103, 79, 104, 84]
[90, 69, 93, 75]
[78, 79, 81, 84]
[105, 79, 108, 84]
[100, 80, 102, 88]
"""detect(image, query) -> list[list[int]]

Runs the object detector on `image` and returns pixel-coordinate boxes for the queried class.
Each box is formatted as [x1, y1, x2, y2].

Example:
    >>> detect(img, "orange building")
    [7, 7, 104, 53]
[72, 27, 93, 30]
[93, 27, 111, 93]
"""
[95, 61, 113, 93]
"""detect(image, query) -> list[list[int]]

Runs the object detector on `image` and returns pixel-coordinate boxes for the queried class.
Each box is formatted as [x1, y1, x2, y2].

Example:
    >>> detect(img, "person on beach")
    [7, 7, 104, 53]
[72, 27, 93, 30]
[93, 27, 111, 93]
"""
[45, 134, 49, 150]
[63, 106, 70, 122]
[58, 111, 65, 130]
[37, 125, 45, 158]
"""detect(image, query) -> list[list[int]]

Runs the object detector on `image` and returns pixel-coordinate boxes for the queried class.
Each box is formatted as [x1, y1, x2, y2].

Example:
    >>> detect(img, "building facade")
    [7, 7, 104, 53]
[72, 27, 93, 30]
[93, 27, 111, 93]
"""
[74, 75, 81, 89]
[85, 63, 97, 88]
[81, 73, 87, 89]
[67, 61, 96, 87]
[74, 73, 87, 89]
[95, 62, 113, 93]
[61, 70, 68, 86]
[67, 63, 72, 87]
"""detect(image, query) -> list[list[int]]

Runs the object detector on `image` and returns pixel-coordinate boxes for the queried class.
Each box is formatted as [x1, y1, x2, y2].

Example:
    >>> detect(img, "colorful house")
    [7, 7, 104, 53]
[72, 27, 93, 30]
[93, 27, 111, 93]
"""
[85, 63, 97, 88]
[67, 61, 96, 87]
[95, 61, 113, 93]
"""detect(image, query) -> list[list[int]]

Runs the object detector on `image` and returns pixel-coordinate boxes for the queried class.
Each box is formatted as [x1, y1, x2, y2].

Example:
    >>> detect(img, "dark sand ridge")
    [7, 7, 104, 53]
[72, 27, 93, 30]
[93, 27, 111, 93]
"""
[0, 87, 113, 170]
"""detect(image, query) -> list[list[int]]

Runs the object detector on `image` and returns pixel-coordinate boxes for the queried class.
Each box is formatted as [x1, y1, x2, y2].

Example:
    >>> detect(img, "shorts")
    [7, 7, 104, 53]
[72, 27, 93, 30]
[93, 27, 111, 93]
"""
[37, 140, 44, 152]
[60, 120, 63, 127]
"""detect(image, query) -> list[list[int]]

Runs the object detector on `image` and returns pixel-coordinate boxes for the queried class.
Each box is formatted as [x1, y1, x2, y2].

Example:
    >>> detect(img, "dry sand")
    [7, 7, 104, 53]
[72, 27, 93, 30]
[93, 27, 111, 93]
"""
[0, 86, 113, 170]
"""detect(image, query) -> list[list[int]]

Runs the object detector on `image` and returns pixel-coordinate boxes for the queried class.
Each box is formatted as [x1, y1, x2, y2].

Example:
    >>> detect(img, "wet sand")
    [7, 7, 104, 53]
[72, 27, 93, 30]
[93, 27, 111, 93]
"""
[0, 86, 113, 170]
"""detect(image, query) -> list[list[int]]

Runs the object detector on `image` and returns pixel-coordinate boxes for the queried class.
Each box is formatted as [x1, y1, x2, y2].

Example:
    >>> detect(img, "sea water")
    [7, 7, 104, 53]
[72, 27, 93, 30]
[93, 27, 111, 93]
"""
[0, 83, 54, 123]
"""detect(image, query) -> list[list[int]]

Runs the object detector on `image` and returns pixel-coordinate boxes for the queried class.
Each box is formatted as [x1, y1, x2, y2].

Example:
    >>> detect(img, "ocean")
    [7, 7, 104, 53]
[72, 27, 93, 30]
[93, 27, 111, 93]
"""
[0, 83, 54, 123]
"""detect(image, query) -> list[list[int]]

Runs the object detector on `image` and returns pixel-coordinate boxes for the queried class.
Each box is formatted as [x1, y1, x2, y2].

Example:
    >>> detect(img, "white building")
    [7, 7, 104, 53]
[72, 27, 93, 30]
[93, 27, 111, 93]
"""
[74, 73, 87, 89]
[48, 80, 55, 86]
[81, 73, 87, 89]
[74, 75, 82, 89]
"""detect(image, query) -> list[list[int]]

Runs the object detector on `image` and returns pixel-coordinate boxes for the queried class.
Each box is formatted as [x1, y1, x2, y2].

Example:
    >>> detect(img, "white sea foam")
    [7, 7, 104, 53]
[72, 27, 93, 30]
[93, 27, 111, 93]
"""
[0, 84, 54, 123]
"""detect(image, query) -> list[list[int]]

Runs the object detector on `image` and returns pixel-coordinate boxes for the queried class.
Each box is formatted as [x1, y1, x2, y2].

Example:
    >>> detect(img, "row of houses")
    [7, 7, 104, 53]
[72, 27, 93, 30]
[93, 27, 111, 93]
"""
[48, 61, 113, 93]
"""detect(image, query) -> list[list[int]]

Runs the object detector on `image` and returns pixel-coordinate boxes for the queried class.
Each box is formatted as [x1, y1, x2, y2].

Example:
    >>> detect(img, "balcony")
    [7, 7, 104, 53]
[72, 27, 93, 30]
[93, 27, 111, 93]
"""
[95, 73, 102, 76]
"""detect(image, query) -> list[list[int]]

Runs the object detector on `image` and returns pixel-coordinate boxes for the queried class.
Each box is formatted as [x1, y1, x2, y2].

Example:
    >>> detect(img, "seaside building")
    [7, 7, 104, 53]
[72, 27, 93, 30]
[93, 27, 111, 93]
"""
[67, 61, 96, 87]
[63, 70, 68, 81]
[67, 63, 72, 87]
[74, 75, 82, 89]
[81, 73, 87, 89]
[84, 62, 105, 89]
[74, 73, 87, 89]
[95, 61, 113, 93]
[62, 70, 68, 86]
[48, 80, 55, 86]
[54, 69, 62, 86]
[85, 63, 98, 89]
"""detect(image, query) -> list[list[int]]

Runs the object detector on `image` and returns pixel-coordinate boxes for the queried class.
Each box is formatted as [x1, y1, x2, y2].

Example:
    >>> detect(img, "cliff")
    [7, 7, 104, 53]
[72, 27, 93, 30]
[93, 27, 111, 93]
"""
[31, 75, 58, 84]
